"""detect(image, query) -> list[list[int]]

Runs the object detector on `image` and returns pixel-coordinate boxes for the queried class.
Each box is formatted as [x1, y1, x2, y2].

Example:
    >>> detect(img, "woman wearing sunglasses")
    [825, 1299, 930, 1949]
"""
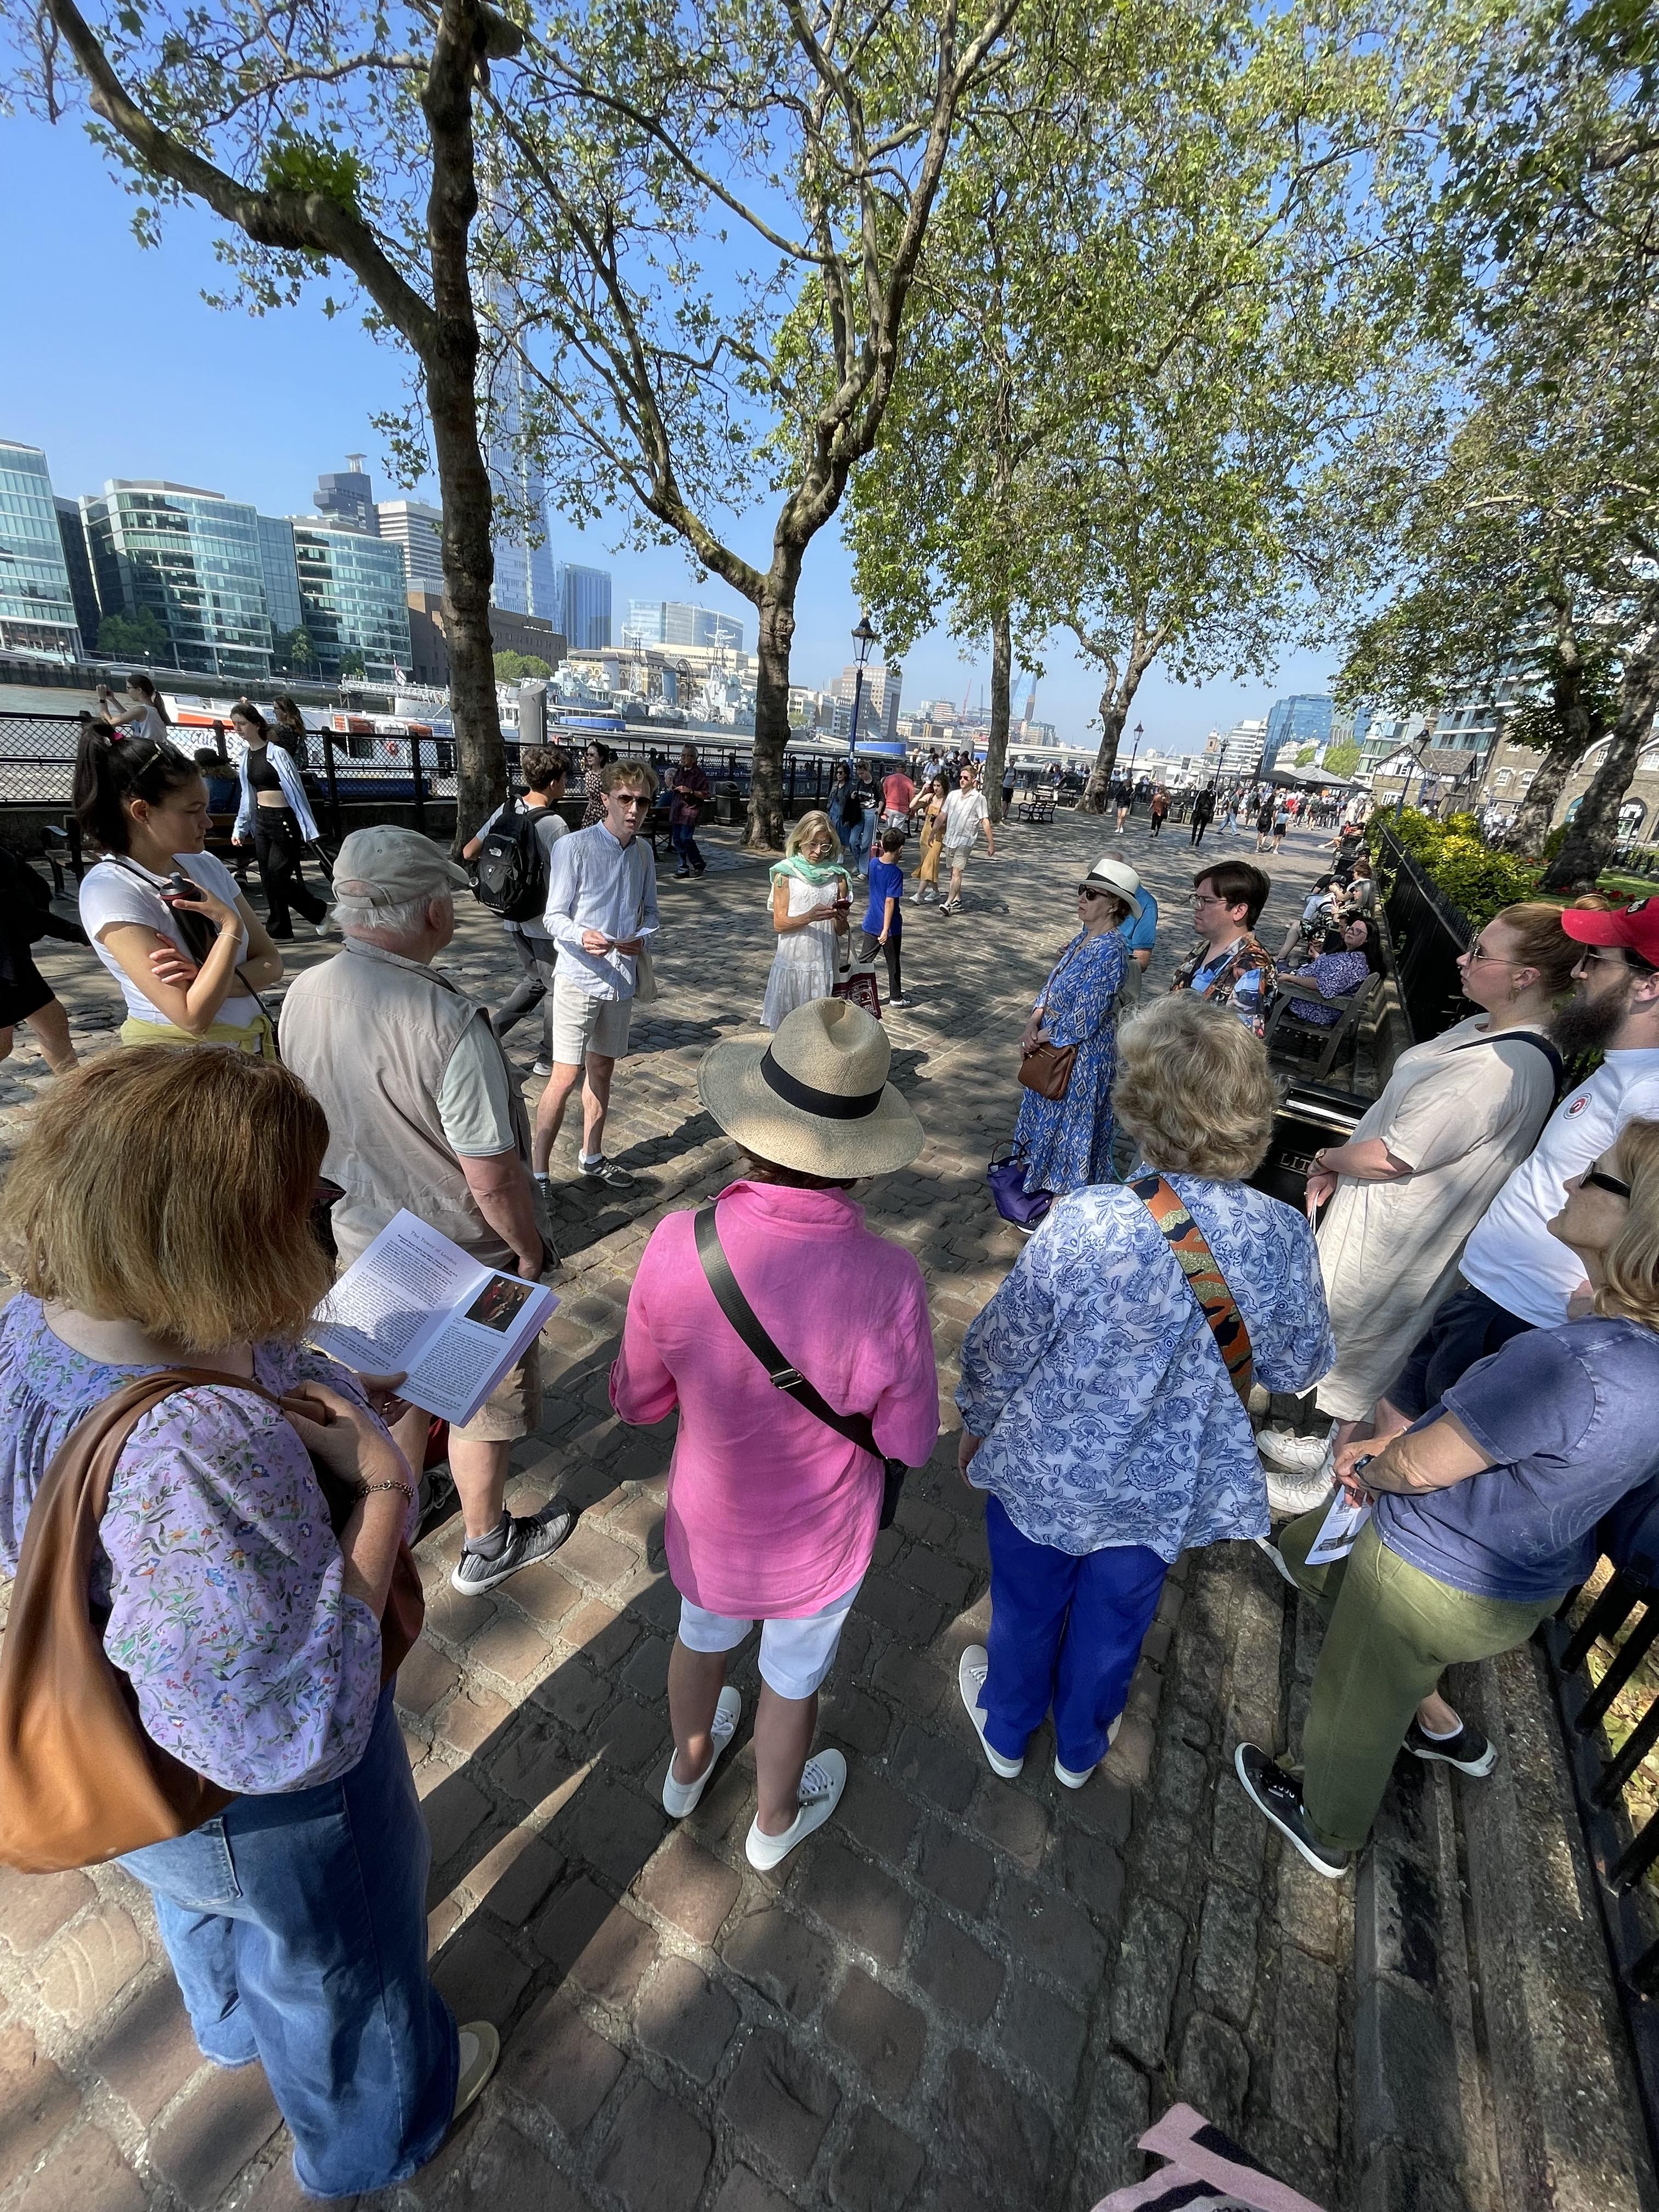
[1235, 1118, 1659, 1877]
[1007, 855, 1137, 1198]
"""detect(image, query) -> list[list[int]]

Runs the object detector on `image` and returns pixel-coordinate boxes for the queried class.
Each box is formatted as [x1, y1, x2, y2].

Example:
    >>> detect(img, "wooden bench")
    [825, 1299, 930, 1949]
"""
[1266, 970, 1381, 1084]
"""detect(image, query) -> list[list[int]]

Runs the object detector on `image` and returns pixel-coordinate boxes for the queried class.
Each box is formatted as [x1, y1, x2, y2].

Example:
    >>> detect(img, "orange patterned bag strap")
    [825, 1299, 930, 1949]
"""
[1130, 1173, 1255, 1404]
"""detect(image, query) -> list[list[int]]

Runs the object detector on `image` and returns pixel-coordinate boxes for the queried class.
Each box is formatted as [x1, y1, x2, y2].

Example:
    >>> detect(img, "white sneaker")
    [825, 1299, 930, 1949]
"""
[958, 1645, 1023, 1778]
[1258, 1426, 1336, 1474]
[452, 2021, 500, 2119]
[744, 1750, 847, 1869]
[532, 1059, 552, 1077]
[1263, 1449, 1336, 1518]
[662, 1687, 741, 1818]
[1054, 1713, 1120, 1789]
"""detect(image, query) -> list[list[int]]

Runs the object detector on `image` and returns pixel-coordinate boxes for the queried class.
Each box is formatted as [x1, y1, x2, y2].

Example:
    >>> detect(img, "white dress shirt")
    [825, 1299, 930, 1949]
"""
[543, 821, 659, 998]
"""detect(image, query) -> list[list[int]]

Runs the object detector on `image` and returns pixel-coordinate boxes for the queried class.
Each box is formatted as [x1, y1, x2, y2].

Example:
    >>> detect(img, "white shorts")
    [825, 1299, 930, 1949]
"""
[676, 1584, 862, 1701]
[550, 978, 632, 1066]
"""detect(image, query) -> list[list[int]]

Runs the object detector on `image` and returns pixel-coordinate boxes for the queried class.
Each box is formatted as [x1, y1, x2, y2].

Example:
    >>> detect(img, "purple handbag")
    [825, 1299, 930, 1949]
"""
[987, 1145, 1053, 1229]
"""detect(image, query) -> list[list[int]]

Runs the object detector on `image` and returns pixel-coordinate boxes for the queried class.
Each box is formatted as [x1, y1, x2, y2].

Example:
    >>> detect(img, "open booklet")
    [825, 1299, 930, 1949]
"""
[311, 1210, 558, 1428]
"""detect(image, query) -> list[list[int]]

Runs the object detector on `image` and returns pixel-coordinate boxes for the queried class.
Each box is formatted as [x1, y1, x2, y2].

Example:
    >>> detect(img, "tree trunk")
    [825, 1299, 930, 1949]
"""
[983, 607, 1013, 825]
[748, 572, 799, 850]
[1496, 737, 1586, 857]
[428, 354, 501, 846]
[1082, 685, 1126, 814]
[1542, 639, 1659, 889]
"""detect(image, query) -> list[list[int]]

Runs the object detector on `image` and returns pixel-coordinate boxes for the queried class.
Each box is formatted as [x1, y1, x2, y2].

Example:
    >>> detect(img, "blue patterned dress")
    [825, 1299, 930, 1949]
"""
[1012, 928, 1128, 1194]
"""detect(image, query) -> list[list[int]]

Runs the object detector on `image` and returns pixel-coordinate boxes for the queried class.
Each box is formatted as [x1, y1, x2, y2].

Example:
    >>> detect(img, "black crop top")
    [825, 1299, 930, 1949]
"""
[246, 748, 283, 793]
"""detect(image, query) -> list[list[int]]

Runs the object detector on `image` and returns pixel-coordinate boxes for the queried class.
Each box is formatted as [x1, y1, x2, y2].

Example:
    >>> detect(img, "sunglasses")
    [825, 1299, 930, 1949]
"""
[1583, 1168, 1632, 1199]
[1077, 886, 1113, 900]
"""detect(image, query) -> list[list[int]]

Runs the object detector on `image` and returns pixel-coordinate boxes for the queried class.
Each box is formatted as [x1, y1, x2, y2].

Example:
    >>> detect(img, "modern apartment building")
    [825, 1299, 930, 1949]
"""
[832, 661, 902, 744]
[287, 523, 412, 681]
[256, 516, 304, 640]
[1261, 694, 1333, 773]
[376, 499, 445, 592]
[81, 480, 272, 679]
[53, 495, 100, 650]
[0, 440, 83, 659]
[1202, 716, 1269, 778]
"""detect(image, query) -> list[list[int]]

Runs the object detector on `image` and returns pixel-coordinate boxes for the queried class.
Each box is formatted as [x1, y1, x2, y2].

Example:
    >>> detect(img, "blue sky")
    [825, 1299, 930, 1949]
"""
[0, 114, 1340, 751]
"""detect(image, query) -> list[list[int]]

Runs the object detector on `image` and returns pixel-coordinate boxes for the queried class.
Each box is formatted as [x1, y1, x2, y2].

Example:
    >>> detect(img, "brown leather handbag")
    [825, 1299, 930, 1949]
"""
[1018, 943, 1082, 1100]
[0, 1369, 425, 1874]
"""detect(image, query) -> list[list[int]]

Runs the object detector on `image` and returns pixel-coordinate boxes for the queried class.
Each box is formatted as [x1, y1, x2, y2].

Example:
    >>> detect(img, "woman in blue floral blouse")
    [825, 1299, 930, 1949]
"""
[959, 996, 1333, 1790]
[0, 1047, 497, 2196]
[1011, 856, 1136, 1195]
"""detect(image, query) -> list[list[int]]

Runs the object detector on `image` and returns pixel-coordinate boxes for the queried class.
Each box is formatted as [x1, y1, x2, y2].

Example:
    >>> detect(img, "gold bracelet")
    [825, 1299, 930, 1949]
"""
[353, 1478, 414, 1502]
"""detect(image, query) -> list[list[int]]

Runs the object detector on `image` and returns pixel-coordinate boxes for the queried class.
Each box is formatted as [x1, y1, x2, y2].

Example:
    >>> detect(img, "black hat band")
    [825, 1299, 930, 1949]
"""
[760, 1048, 885, 1120]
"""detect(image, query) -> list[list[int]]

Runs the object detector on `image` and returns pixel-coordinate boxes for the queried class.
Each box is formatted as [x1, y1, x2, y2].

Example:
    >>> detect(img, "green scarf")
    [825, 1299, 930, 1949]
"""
[771, 855, 850, 889]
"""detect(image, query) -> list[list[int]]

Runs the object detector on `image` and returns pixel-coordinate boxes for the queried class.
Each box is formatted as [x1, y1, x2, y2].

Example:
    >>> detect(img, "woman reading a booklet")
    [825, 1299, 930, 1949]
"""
[611, 1000, 939, 1871]
[0, 1048, 500, 2192]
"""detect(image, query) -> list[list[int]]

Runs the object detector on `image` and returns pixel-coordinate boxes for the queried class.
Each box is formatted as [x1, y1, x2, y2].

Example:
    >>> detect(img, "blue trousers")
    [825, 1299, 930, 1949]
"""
[122, 1686, 456, 2198]
[844, 813, 873, 875]
[983, 1496, 1169, 1770]
[670, 818, 704, 871]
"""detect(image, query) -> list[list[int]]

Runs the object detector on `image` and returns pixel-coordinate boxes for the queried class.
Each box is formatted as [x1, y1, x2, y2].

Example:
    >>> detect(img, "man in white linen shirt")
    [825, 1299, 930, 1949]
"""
[939, 764, 997, 916]
[1370, 897, 1659, 1434]
[533, 759, 659, 1193]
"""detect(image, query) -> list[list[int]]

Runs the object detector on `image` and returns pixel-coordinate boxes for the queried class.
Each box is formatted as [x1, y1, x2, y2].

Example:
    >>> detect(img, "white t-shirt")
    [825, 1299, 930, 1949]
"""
[477, 802, 567, 943]
[942, 788, 988, 848]
[1462, 1047, 1659, 1326]
[78, 851, 258, 1029]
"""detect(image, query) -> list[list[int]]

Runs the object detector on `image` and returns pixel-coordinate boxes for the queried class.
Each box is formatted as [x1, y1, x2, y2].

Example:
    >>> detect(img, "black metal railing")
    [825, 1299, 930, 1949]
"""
[1374, 823, 1470, 1043]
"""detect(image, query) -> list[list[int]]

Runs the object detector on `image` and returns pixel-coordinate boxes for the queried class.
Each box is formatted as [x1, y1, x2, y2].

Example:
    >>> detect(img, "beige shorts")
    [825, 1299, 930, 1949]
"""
[550, 978, 633, 1066]
[451, 1335, 543, 1445]
[942, 842, 974, 872]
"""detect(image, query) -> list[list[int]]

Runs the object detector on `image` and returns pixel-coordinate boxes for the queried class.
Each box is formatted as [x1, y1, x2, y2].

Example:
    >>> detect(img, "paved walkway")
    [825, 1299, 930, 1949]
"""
[0, 810, 1380, 2212]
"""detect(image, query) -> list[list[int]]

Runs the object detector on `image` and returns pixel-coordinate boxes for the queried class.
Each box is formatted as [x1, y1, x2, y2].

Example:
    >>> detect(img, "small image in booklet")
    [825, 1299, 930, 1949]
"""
[312, 1210, 557, 1428]
[1305, 1487, 1373, 1568]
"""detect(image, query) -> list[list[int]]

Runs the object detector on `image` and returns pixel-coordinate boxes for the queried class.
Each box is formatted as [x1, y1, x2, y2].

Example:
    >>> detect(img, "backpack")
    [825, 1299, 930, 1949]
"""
[473, 793, 550, 923]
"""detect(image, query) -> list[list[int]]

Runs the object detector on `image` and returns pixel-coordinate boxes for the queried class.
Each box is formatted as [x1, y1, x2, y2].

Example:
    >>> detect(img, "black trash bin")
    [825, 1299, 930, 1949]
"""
[1249, 1082, 1372, 1213]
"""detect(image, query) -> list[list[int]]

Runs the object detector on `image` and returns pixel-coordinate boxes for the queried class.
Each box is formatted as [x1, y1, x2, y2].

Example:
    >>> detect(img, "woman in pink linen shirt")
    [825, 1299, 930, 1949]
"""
[612, 998, 937, 1870]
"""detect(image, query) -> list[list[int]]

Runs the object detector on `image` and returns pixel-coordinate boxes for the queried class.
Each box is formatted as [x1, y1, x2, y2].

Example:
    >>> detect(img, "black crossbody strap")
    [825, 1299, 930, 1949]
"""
[1453, 1029, 1564, 1092]
[693, 1205, 882, 1460]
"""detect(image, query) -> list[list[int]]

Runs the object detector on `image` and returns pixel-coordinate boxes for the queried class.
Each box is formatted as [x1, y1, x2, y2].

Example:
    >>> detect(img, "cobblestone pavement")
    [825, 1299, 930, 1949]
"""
[0, 811, 1384, 2212]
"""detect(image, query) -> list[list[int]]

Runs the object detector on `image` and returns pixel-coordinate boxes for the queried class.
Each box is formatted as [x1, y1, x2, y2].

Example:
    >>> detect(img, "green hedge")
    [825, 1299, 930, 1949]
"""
[1366, 810, 1543, 933]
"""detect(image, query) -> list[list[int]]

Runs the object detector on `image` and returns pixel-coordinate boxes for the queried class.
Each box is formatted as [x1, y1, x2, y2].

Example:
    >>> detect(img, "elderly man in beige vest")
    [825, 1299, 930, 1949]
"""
[281, 826, 575, 1596]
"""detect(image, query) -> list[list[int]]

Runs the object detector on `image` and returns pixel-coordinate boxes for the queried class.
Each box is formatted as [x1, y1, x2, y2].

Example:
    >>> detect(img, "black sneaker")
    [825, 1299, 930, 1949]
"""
[579, 1157, 636, 1193]
[1233, 1742, 1348, 1878]
[1404, 1717, 1496, 1776]
[450, 1500, 577, 1594]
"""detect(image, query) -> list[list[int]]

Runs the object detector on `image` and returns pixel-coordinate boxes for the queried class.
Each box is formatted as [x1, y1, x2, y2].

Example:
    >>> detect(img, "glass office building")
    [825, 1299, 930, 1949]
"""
[1261, 694, 1334, 775]
[257, 515, 304, 640]
[624, 599, 744, 651]
[561, 562, 612, 650]
[290, 523, 413, 680]
[0, 440, 83, 659]
[81, 481, 272, 678]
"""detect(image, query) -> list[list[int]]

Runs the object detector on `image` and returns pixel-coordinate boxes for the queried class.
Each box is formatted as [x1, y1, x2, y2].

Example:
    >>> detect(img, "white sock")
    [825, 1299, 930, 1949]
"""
[1418, 1714, 1461, 1741]
[579, 1150, 603, 1167]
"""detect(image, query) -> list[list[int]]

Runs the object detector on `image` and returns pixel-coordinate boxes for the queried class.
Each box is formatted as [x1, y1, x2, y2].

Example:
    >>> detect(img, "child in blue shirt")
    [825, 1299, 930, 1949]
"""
[858, 828, 908, 1008]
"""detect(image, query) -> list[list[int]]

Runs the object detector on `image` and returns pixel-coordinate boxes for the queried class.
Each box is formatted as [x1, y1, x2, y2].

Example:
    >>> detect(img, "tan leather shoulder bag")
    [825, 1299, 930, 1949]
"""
[0, 1368, 424, 1874]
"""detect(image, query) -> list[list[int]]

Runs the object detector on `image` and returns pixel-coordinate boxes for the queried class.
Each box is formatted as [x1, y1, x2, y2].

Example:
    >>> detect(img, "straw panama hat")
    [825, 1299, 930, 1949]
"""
[1077, 854, 1143, 917]
[698, 999, 923, 1177]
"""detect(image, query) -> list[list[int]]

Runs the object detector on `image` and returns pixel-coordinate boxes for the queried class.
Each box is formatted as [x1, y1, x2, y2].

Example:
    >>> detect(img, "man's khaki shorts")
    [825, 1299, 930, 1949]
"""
[550, 978, 633, 1066]
[942, 841, 975, 873]
[451, 1336, 543, 1444]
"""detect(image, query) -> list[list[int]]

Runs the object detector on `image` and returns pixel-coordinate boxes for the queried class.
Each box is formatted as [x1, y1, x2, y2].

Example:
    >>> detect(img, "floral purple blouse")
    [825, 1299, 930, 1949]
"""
[0, 1295, 404, 1795]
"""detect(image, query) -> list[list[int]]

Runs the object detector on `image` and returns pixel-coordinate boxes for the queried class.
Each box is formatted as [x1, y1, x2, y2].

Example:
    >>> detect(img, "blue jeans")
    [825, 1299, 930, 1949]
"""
[844, 812, 873, 876]
[981, 1495, 1168, 1770]
[122, 1686, 456, 2198]
[670, 818, 704, 872]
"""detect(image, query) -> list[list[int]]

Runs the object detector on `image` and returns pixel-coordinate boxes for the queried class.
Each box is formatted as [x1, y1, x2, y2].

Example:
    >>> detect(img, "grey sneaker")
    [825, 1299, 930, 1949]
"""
[532, 1059, 552, 1076]
[450, 1500, 577, 1594]
[579, 1157, 636, 1193]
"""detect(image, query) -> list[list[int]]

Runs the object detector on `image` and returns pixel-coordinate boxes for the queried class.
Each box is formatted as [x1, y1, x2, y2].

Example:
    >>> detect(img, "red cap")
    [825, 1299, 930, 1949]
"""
[1561, 896, 1659, 966]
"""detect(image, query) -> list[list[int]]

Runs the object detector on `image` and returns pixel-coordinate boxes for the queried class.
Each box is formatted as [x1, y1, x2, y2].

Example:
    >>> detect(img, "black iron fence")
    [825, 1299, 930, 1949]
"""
[0, 712, 851, 836]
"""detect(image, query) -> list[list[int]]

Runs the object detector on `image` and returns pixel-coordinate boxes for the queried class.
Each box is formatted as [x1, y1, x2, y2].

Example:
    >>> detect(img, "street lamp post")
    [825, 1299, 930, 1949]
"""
[1126, 719, 1143, 794]
[847, 612, 877, 753]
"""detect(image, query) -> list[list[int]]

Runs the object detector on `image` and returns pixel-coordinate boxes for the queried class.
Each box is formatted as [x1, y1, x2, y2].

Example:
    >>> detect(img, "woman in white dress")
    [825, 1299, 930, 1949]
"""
[761, 811, 851, 1030]
[1258, 902, 1579, 1505]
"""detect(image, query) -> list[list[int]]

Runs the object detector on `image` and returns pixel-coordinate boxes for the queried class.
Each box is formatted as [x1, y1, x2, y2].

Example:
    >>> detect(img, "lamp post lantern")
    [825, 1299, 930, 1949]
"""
[847, 612, 877, 753]
[1126, 718, 1143, 792]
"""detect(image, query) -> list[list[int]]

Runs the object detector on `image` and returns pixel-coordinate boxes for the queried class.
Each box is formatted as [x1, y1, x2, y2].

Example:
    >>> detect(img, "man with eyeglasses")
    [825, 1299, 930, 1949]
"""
[1368, 896, 1659, 1438]
[533, 761, 661, 1194]
[1169, 861, 1276, 1037]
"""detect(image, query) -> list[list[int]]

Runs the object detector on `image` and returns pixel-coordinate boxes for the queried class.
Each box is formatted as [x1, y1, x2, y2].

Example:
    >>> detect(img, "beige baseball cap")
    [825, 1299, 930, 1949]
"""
[330, 826, 469, 907]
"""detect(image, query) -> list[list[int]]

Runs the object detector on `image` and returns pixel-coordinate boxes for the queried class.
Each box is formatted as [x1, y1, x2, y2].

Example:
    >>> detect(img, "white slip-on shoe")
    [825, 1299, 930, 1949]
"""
[958, 1645, 1023, 1778]
[1054, 1713, 1121, 1790]
[452, 2021, 500, 2120]
[662, 1687, 742, 1818]
[744, 1750, 847, 1870]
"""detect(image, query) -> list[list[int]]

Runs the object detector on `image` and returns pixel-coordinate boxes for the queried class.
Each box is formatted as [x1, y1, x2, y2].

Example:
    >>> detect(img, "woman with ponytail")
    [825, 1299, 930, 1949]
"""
[72, 720, 284, 1055]
[95, 671, 171, 743]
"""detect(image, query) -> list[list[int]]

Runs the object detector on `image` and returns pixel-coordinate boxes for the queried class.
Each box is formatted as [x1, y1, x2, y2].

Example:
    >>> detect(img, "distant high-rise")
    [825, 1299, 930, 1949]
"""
[81, 479, 270, 678]
[484, 344, 560, 619]
[0, 440, 83, 659]
[54, 495, 100, 649]
[376, 499, 445, 592]
[1261, 694, 1334, 774]
[833, 662, 902, 744]
[314, 456, 379, 535]
[561, 563, 612, 650]
[623, 598, 744, 652]
[289, 522, 411, 680]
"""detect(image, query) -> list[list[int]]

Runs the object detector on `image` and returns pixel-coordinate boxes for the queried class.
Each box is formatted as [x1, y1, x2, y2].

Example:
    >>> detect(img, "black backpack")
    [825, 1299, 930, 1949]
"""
[473, 792, 550, 923]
